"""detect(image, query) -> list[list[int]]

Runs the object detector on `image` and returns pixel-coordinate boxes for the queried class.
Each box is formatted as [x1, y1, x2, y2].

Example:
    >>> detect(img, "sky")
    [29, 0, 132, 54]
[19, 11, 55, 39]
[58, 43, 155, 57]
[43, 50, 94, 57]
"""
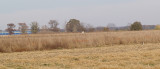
[0, 0, 160, 30]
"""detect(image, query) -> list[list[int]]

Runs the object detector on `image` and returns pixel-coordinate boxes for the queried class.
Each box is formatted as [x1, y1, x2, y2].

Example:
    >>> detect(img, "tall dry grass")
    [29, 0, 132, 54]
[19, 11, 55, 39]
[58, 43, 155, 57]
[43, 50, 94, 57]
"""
[0, 30, 160, 52]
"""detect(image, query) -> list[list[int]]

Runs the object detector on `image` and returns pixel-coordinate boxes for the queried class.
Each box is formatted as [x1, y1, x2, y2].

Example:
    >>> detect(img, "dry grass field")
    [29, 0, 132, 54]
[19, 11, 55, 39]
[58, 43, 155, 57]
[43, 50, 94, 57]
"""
[0, 43, 160, 69]
[1, 30, 160, 52]
[1, 30, 160, 69]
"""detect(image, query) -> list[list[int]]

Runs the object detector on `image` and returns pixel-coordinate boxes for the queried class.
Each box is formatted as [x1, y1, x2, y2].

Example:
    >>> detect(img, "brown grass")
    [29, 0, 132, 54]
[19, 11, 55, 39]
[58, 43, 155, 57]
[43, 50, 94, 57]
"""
[0, 30, 160, 52]
[0, 43, 160, 69]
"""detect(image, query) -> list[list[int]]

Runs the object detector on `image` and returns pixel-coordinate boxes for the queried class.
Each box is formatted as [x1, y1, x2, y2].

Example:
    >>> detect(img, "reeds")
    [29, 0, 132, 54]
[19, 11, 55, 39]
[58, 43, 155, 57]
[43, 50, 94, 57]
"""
[0, 30, 160, 52]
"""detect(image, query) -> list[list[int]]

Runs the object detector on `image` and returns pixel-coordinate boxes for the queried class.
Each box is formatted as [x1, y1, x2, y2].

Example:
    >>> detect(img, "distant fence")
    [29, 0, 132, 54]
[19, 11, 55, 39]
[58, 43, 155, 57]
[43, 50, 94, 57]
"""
[0, 31, 32, 35]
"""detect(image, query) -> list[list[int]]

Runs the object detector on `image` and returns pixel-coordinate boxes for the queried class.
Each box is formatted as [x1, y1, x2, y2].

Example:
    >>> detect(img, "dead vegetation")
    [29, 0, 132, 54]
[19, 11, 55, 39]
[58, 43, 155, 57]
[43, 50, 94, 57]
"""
[0, 43, 160, 69]
[1, 30, 160, 69]
[0, 30, 160, 52]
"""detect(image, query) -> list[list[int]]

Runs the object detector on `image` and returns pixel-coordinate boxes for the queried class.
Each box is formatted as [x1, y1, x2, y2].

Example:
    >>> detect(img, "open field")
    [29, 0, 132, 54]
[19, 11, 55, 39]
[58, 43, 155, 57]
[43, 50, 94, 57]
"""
[0, 43, 160, 69]
[1, 30, 160, 52]
[0, 30, 160, 69]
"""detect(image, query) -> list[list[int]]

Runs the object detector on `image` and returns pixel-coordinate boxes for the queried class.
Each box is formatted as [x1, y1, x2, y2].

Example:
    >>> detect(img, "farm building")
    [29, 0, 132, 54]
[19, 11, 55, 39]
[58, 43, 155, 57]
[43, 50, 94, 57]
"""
[0, 31, 32, 35]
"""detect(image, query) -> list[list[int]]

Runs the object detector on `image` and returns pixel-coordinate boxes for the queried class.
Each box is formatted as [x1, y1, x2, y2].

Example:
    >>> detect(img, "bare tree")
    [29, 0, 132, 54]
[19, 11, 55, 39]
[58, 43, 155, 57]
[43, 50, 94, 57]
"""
[41, 25, 49, 31]
[6, 23, 15, 35]
[85, 24, 95, 32]
[48, 20, 59, 32]
[127, 23, 132, 30]
[18, 23, 28, 34]
[107, 23, 116, 30]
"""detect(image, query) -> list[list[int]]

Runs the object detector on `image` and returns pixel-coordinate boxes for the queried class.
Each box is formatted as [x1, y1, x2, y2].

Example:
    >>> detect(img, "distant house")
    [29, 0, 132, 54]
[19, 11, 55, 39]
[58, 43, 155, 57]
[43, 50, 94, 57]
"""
[0, 30, 32, 35]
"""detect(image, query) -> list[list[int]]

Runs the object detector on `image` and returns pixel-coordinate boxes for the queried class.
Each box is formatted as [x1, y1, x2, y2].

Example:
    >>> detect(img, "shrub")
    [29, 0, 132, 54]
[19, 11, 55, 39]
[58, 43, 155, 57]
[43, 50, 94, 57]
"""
[155, 25, 160, 30]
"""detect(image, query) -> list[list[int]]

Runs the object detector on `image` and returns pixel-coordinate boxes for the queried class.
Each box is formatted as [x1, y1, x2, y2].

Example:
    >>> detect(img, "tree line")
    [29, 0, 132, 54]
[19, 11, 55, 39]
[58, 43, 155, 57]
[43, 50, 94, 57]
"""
[4, 18, 157, 35]
[6, 19, 106, 35]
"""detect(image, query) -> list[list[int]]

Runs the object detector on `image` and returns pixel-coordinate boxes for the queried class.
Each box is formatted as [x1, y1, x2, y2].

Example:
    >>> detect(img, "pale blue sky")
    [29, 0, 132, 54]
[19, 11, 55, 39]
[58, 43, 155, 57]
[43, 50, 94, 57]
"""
[0, 0, 160, 30]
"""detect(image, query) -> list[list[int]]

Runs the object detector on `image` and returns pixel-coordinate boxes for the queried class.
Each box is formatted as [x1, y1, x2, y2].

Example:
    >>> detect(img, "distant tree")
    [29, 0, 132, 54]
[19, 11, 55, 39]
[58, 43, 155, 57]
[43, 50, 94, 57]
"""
[79, 23, 86, 32]
[30, 22, 39, 34]
[41, 25, 49, 31]
[66, 19, 85, 32]
[127, 23, 132, 30]
[155, 25, 160, 30]
[130, 21, 142, 31]
[48, 20, 60, 32]
[85, 24, 95, 32]
[18, 23, 28, 34]
[107, 23, 116, 30]
[6, 23, 15, 35]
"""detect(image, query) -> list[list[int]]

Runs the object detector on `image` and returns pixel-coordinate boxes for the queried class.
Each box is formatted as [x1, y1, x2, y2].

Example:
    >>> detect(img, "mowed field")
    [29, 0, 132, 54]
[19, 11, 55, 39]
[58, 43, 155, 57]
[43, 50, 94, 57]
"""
[1, 43, 160, 69]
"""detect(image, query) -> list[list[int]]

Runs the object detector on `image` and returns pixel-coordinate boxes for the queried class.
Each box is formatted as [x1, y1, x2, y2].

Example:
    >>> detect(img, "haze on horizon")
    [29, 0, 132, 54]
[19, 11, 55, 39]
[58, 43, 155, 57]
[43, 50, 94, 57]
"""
[0, 0, 160, 30]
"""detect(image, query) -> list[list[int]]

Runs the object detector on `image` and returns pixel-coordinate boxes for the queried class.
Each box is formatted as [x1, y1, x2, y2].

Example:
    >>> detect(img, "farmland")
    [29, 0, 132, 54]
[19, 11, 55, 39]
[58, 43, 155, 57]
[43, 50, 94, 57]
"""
[1, 30, 160, 52]
[1, 43, 160, 69]
[0, 30, 160, 69]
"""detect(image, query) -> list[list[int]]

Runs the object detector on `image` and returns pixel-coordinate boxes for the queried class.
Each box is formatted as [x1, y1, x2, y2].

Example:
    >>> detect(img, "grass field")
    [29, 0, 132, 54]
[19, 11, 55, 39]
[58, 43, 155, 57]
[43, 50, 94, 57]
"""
[0, 43, 160, 69]
[1, 30, 160, 52]
[1, 30, 160, 69]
